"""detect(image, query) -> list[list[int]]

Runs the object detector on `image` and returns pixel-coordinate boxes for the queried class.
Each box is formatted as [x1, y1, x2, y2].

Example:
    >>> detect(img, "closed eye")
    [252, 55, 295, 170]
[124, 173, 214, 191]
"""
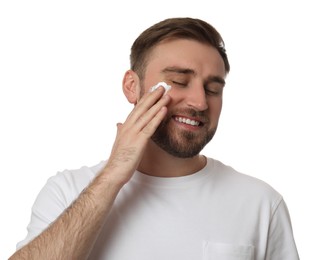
[205, 88, 221, 96]
[172, 81, 187, 86]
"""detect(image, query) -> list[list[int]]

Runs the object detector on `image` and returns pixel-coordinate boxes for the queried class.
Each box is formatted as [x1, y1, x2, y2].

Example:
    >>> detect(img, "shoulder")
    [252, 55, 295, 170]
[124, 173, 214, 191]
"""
[52, 160, 105, 185]
[209, 158, 283, 210]
[40, 160, 106, 205]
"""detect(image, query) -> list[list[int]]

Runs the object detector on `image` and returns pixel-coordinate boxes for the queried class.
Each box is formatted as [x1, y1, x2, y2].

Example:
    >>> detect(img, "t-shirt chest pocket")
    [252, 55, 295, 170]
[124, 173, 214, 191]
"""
[203, 241, 255, 260]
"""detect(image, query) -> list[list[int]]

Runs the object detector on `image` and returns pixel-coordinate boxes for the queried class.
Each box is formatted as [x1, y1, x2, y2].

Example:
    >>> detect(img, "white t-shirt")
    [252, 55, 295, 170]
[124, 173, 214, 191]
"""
[17, 158, 299, 260]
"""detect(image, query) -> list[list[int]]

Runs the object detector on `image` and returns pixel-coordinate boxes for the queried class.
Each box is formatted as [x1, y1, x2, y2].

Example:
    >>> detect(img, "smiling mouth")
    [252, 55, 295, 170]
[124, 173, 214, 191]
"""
[173, 116, 202, 126]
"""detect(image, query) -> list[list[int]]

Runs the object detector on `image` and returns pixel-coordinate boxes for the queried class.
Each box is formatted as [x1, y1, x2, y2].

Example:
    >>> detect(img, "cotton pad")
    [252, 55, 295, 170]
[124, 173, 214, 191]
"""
[149, 82, 171, 94]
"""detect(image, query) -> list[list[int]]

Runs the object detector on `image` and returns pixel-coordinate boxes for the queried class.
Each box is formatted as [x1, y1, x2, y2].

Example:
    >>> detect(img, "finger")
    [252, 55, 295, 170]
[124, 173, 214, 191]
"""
[135, 94, 170, 132]
[141, 106, 168, 136]
[124, 93, 170, 136]
[126, 86, 167, 124]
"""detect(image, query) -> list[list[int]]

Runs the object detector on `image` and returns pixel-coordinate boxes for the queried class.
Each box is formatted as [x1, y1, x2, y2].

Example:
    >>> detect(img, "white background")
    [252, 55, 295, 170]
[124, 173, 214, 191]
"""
[0, 0, 310, 259]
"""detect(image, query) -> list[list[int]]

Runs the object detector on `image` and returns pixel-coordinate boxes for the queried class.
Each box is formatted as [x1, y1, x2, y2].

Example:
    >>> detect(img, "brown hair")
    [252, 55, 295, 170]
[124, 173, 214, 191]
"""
[130, 17, 230, 80]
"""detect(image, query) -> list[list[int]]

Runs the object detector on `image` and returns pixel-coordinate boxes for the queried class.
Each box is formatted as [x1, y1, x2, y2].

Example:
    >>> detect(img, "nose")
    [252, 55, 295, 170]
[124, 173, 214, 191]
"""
[185, 83, 208, 111]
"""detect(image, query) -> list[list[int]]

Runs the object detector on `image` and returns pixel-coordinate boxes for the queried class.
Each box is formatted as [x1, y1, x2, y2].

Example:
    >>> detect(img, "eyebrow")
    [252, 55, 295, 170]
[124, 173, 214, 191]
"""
[161, 66, 226, 86]
[162, 66, 195, 75]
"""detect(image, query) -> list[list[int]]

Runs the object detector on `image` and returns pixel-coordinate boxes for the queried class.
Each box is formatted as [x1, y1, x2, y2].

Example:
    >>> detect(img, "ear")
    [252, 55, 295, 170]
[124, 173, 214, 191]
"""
[122, 70, 140, 104]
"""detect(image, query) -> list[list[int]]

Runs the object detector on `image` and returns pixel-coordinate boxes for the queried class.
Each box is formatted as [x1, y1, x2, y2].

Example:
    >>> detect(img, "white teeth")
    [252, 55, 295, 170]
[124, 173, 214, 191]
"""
[175, 117, 200, 126]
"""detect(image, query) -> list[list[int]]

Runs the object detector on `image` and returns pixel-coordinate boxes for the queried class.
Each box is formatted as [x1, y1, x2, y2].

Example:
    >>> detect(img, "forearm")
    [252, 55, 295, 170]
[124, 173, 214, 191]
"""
[10, 86, 170, 259]
[9, 170, 122, 260]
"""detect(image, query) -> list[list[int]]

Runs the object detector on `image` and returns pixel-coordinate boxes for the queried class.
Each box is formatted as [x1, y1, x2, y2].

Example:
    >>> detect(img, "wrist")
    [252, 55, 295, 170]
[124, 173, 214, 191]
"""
[97, 166, 129, 191]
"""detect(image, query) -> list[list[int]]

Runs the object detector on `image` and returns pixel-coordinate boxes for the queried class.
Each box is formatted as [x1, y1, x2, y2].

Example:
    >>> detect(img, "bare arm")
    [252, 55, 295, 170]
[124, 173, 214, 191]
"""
[10, 171, 122, 260]
[9, 87, 170, 260]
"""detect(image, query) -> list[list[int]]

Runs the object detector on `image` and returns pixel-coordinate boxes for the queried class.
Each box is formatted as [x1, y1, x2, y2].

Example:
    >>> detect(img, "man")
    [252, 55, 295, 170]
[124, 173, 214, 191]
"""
[10, 17, 299, 259]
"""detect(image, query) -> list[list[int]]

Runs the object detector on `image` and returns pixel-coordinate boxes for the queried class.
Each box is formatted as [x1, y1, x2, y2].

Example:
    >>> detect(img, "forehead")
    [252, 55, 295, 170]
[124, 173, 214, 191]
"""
[145, 39, 226, 77]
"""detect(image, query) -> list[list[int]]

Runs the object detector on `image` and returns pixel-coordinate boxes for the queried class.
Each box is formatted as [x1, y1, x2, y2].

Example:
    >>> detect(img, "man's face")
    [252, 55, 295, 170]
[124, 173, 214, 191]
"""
[140, 39, 226, 158]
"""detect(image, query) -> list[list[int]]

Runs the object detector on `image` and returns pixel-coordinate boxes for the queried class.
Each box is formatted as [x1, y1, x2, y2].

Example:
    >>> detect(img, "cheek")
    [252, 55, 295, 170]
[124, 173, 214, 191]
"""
[166, 87, 183, 102]
[208, 98, 223, 117]
[138, 80, 154, 97]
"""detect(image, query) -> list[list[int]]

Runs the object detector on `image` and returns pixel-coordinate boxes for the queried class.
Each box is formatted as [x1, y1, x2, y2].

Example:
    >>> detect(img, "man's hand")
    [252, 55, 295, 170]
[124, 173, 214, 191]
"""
[104, 86, 171, 186]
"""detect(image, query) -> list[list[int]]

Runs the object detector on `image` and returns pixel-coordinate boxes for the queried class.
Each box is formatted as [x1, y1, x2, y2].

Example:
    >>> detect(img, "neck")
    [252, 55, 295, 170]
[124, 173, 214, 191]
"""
[137, 140, 207, 177]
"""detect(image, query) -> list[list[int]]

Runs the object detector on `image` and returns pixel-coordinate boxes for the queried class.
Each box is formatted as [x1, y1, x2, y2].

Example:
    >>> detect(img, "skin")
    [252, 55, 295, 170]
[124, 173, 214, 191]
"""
[9, 39, 226, 259]
[124, 39, 226, 177]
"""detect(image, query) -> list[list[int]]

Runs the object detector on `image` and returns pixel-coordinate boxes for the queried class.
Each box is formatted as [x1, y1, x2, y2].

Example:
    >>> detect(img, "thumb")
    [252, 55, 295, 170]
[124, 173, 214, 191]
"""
[116, 122, 123, 131]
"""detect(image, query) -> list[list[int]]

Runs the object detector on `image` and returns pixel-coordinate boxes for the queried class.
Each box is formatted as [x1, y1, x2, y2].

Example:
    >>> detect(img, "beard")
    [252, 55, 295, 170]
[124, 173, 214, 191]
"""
[151, 108, 217, 158]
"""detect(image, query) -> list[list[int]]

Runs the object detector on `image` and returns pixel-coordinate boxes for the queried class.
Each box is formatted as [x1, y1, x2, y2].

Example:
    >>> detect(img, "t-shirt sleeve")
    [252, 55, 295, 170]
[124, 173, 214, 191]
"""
[265, 198, 299, 260]
[16, 171, 80, 250]
[15, 162, 102, 250]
